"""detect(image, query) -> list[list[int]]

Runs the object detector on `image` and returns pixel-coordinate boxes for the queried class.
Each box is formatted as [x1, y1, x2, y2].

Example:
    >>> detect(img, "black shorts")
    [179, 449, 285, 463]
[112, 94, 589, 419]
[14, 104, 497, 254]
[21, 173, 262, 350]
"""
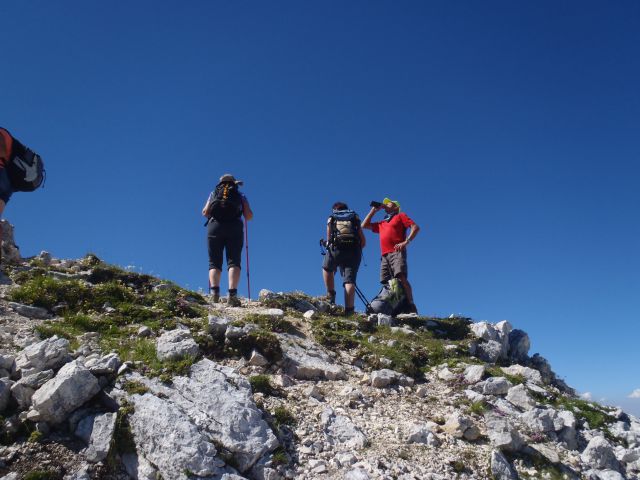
[207, 218, 243, 270]
[323, 247, 361, 285]
[380, 250, 408, 283]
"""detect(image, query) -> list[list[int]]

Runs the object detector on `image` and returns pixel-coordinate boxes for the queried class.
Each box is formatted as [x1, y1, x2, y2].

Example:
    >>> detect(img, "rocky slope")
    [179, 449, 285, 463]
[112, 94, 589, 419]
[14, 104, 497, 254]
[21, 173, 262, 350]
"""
[0, 221, 638, 480]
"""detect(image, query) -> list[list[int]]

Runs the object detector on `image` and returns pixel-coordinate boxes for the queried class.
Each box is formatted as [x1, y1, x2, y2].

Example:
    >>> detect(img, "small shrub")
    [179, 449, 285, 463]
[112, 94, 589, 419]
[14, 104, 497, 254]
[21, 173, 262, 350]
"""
[123, 380, 149, 395]
[273, 407, 296, 427]
[24, 471, 62, 480]
[469, 401, 488, 415]
[249, 375, 276, 396]
[28, 430, 44, 443]
[244, 314, 296, 334]
[271, 447, 289, 466]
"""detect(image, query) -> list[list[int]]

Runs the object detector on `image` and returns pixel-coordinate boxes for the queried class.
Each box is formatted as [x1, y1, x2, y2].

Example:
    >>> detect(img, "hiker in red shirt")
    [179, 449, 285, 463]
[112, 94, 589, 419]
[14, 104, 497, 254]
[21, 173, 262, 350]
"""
[362, 198, 420, 313]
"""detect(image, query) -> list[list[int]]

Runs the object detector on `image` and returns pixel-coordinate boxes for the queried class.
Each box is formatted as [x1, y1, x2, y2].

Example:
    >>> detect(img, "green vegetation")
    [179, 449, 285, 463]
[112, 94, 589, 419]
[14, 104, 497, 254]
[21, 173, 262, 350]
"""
[123, 380, 150, 395]
[273, 406, 297, 427]
[485, 366, 525, 385]
[553, 396, 615, 430]
[225, 329, 283, 363]
[506, 451, 566, 480]
[311, 315, 472, 377]
[259, 291, 316, 312]
[469, 400, 488, 415]
[28, 430, 44, 443]
[243, 313, 298, 334]
[24, 471, 62, 480]
[249, 375, 278, 396]
[112, 400, 136, 456]
[271, 447, 289, 466]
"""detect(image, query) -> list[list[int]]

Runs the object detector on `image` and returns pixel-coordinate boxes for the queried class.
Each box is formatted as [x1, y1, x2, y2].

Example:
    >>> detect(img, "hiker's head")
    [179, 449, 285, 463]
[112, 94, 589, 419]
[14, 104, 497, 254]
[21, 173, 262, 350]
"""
[382, 198, 400, 213]
[332, 202, 349, 211]
[219, 173, 243, 186]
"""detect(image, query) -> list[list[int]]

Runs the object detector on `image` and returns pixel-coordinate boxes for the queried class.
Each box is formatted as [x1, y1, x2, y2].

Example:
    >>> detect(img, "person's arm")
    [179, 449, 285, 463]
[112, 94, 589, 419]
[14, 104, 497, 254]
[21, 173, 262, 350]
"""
[394, 222, 420, 251]
[326, 223, 332, 243]
[361, 206, 381, 230]
[242, 197, 254, 221]
[358, 226, 366, 248]
[202, 198, 211, 217]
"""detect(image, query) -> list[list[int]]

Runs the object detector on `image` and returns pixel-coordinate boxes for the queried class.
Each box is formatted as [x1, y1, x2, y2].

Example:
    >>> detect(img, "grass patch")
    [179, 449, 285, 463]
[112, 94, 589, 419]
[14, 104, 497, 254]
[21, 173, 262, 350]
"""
[485, 366, 525, 385]
[260, 291, 316, 312]
[553, 396, 615, 430]
[112, 400, 136, 456]
[225, 329, 283, 363]
[243, 314, 297, 334]
[249, 375, 277, 396]
[271, 447, 289, 466]
[469, 401, 488, 415]
[24, 471, 62, 480]
[273, 406, 297, 427]
[28, 430, 44, 443]
[123, 380, 150, 395]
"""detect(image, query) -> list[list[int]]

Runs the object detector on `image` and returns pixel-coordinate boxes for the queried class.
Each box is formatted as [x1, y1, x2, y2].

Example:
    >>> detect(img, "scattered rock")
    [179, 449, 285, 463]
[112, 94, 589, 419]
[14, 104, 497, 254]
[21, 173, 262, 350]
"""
[581, 436, 620, 471]
[156, 329, 200, 361]
[303, 310, 317, 320]
[321, 407, 368, 449]
[490, 450, 518, 480]
[84, 352, 121, 375]
[506, 384, 536, 411]
[485, 413, 524, 451]
[76, 412, 117, 462]
[207, 315, 233, 337]
[281, 334, 346, 381]
[15, 336, 70, 376]
[137, 325, 152, 338]
[370, 369, 413, 388]
[463, 364, 485, 384]
[442, 412, 480, 440]
[30, 360, 101, 424]
[482, 376, 512, 395]
[10, 369, 55, 409]
[248, 350, 269, 367]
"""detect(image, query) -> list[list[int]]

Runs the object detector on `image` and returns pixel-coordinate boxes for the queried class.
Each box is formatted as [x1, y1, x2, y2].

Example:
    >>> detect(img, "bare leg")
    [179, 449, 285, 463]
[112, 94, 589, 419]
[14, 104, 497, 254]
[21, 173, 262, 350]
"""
[344, 283, 355, 309]
[209, 268, 221, 289]
[323, 269, 335, 293]
[229, 266, 241, 290]
[397, 274, 414, 304]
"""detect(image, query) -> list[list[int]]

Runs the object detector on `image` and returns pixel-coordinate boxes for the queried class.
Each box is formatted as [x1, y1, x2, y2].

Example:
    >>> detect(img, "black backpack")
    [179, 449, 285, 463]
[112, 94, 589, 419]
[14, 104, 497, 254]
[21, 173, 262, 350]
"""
[3, 130, 45, 192]
[207, 182, 244, 222]
[329, 209, 361, 249]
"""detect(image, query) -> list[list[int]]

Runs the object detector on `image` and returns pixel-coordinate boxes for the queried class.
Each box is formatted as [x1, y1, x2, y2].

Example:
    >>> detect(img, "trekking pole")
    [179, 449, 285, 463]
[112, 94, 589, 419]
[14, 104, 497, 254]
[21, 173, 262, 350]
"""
[354, 284, 373, 313]
[244, 217, 251, 301]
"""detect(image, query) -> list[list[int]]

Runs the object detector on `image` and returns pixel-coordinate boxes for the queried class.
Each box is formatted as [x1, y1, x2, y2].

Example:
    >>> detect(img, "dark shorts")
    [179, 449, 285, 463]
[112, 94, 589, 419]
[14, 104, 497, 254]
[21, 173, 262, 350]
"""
[207, 218, 243, 271]
[0, 168, 14, 204]
[380, 250, 408, 283]
[323, 247, 361, 285]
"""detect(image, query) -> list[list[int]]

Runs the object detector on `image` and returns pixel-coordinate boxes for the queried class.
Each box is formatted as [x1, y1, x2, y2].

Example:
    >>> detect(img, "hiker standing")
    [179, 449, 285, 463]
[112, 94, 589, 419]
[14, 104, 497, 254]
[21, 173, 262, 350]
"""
[322, 202, 366, 316]
[202, 174, 253, 306]
[362, 198, 420, 313]
[0, 128, 45, 262]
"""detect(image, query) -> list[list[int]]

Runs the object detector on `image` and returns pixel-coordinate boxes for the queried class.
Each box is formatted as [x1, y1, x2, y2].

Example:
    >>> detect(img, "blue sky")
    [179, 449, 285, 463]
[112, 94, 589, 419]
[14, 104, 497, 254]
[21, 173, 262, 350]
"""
[2, 1, 639, 415]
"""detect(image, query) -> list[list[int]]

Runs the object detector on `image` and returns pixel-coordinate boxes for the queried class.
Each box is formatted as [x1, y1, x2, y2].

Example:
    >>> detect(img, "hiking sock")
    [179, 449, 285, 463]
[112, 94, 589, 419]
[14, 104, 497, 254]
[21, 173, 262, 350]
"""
[344, 307, 355, 316]
[229, 289, 238, 297]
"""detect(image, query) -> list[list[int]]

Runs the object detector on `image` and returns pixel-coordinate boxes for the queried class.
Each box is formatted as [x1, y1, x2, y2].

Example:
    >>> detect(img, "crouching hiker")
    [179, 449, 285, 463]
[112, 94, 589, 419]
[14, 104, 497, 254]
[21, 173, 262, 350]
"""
[322, 202, 366, 316]
[202, 174, 253, 306]
[362, 198, 420, 314]
[0, 127, 45, 262]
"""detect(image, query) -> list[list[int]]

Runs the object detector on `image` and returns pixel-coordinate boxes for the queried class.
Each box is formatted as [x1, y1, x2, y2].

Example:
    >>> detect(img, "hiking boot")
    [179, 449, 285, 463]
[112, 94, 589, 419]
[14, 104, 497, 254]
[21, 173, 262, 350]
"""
[211, 292, 220, 303]
[227, 295, 241, 307]
[326, 290, 336, 305]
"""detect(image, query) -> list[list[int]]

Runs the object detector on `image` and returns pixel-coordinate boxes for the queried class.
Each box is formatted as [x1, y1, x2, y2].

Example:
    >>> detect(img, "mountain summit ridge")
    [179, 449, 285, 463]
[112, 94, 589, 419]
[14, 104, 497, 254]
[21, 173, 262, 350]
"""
[0, 221, 638, 480]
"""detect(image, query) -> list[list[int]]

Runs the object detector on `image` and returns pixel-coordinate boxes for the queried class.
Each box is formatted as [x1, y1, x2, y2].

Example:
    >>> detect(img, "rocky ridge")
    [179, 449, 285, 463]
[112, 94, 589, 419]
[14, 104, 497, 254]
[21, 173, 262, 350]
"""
[0, 221, 638, 479]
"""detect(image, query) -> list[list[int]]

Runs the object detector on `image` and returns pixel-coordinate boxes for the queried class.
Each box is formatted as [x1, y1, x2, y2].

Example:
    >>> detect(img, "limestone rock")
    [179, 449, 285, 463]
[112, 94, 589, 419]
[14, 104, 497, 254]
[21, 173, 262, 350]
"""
[377, 314, 394, 326]
[463, 364, 485, 384]
[30, 361, 100, 424]
[10, 369, 55, 409]
[501, 364, 542, 385]
[207, 315, 233, 337]
[128, 359, 278, 472]
[321, 407, 368, 449]
[303, 310, 317, 320]
[370, 369, 413, 388]
[76, 412, 117, 463]
[281, 334, 346, 381]
[256, 308, 284, 318]
[0, 220, 21, 263]
[248, 350, 269, 367]
[490, 450, 518, 480]
[581, 436, 620, 471]
[8, 302, 50, 319]
[485, 413, 524, 451]
[0, 354, 15, 375]
[137, 326, 152, 338]
[506, 384, 536, 411]
[469, 322, 500, 342]
[156, 329, 199, 361]
[477, 340, 503, 363]
[520, 407, 556, 433]
[482, 376, 512, 396]
[442, 412, 480, 441]
[84, 352, 121, 375]
[16, 336, 70, 376]
[258, 289, 275, 300]
[406, 422, 440, 446]
[130, 393, 226, 479]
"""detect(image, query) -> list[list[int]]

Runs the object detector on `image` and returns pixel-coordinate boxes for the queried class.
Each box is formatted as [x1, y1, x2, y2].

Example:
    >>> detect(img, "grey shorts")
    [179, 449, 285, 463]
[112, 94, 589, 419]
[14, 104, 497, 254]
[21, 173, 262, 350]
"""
[380, 250, 408, 283]
[323, 247, 361, 285]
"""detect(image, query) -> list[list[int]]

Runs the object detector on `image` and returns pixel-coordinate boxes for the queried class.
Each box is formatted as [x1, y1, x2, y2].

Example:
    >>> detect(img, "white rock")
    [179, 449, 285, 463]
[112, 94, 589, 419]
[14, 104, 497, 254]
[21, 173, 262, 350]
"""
[10, 369, 55, 409]
[0, 354, 16, 373]
[207, 315, 233, 337]
[345, 469, 370, 480]
[501, 364, 542, 385]
[305, 385, 324, 401]
[256, 308, 284, 318]
[482, 377, 512, 395]
[303, 310, 317, 320]
[248, 350, 269, 367]
[377, 314, 394, 326]
[442, 412, 480, 440]
[437, 367, 458, 382]
[137, 326, 152, 338]
[321, 408, 367, 449]
[406, 423, 440, 446]
[464, 389, 485, 403]
[156, 329, 199, 361]
[371, 369, 411, 388]
[469, 322, 499, 342]
[490, 450, 518, 480]
[485, 413, 524, 451]
[463, 364, 485, 384]
[30, 361, 100, 424]
[76, 412, 117, 463]
[477, 340, 503, 363]
[16, 336, 70, 376]
[130, 393, 225, 479]
[281, 334, 346, 381]
[84, 352, 121, 375]
[258, 289, 275, 300]
[581, 436, 620, 471]
[506, 384, 536, 410]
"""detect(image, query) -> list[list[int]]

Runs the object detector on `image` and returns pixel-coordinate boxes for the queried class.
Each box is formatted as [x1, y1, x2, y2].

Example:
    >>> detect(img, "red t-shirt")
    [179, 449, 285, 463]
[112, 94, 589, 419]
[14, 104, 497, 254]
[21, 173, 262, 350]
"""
[0, 129, 12, 169]
[371, 212, 415, 255]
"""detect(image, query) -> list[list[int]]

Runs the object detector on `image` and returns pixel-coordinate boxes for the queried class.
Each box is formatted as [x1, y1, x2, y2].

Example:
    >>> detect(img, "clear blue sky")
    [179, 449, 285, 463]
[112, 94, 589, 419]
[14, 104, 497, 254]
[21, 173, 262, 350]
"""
[2, 1, 639, 415]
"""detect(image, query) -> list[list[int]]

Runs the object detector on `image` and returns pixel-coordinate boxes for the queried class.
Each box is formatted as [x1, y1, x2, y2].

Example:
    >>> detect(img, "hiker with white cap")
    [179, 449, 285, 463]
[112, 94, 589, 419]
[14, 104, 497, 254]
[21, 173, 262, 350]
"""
[202, 174, 253, 306]
[362, 198, 420, 313]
